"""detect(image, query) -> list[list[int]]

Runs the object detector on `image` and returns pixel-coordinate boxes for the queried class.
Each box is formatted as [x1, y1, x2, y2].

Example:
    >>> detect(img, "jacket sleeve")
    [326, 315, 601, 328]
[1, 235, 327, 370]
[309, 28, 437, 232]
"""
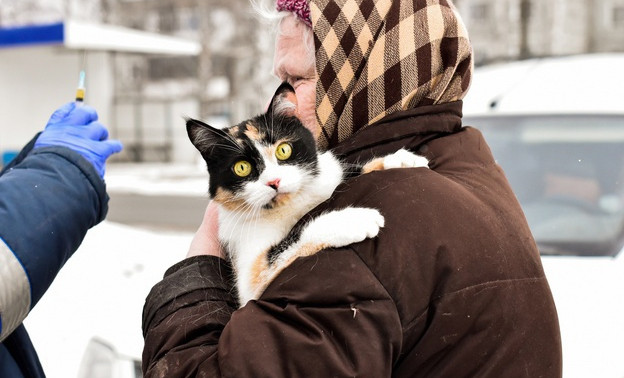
[142, 248, 402, 377]
[0, 137, 108, 341]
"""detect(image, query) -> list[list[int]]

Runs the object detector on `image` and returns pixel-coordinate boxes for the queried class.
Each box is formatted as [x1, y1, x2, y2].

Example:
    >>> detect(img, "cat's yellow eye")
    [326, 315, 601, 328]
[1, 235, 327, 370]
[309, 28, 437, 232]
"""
[275, 143, 293, 161]
[233, 160, 252, 177]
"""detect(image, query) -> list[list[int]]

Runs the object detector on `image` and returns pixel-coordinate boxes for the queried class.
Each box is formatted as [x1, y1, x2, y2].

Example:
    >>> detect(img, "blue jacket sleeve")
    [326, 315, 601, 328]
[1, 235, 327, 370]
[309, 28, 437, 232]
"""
[0, 135, 108, 341]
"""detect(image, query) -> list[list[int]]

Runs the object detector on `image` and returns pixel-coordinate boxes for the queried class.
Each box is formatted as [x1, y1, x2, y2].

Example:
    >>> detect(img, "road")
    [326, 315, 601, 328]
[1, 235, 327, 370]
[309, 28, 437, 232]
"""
[107, 192, 208, 232]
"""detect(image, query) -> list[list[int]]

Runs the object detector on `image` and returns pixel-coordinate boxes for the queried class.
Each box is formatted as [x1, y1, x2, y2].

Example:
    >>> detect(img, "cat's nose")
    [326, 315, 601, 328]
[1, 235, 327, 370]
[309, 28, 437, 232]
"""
[267, 178, 281, 190]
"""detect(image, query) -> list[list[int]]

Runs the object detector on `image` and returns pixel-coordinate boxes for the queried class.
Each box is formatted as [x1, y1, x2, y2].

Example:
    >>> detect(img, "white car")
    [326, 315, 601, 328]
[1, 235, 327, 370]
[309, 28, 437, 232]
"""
[463, 54, 624, 378]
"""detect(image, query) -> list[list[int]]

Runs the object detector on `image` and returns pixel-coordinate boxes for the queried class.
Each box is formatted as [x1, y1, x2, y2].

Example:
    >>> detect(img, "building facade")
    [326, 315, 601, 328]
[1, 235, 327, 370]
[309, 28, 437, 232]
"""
[455, 0, 624, 65]
[3, 0, 624, 162]
[104, 0, 278, 162]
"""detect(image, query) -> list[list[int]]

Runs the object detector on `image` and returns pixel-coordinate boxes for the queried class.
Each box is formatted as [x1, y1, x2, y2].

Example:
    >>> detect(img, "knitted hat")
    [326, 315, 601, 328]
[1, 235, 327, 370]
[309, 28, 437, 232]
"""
[276, 0, 312, 26]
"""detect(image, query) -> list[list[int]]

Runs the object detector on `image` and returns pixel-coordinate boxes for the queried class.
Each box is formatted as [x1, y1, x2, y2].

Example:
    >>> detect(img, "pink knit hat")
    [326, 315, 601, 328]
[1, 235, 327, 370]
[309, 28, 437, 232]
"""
[276, 0, 312, 26]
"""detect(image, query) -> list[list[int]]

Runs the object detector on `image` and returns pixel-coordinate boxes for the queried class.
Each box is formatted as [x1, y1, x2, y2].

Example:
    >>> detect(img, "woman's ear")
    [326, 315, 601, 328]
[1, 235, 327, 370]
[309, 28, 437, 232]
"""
[267, 82, 299, 118]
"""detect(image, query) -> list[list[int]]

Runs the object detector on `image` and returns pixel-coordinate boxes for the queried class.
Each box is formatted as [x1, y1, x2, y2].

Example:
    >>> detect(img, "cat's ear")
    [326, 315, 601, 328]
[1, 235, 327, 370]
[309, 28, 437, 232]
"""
[186, 118, 228, 155]
[267, 82, 299, 118]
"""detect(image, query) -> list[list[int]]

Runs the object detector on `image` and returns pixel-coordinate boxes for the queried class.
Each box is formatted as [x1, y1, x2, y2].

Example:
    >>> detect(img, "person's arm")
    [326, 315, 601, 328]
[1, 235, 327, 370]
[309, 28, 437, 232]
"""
[0, 103, 121, 341]
[142, 244, 401, 377]
[186, 201, 224, 259]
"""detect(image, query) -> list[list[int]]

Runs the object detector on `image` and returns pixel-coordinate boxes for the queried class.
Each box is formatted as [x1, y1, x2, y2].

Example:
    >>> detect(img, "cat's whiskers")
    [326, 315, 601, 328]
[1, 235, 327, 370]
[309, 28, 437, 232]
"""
[224, 195, 255, 216]
[226, 126, 249, 154]
[223, 200, 256, 246]
[265, 103, 276, 142]
[262, 113, 272, 144]
[210, 142, 244, 155]
[241, 205, 264, 256]
[340, 161, 363, 173]
[244, 204, 263, 250]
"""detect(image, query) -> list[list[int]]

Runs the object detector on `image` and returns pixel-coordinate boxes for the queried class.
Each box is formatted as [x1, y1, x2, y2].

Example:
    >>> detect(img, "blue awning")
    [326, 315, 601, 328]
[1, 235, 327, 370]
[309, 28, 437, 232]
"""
[0, 21, 200, 55]
[0, 22, 64, 48]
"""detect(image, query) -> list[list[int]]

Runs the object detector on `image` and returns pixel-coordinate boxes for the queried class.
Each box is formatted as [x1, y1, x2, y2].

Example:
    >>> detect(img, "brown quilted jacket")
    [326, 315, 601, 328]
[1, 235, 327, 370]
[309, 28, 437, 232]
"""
[142, 101, 562, 377]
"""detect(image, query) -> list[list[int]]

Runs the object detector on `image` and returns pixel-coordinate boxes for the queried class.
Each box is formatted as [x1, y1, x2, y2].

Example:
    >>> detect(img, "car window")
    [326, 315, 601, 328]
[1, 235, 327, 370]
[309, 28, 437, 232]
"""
[465, 115, 624, 257]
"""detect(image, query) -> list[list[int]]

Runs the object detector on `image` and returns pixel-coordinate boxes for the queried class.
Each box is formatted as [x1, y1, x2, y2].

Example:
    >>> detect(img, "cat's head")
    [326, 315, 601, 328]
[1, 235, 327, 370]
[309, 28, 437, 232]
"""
[187, 82, 319, 213]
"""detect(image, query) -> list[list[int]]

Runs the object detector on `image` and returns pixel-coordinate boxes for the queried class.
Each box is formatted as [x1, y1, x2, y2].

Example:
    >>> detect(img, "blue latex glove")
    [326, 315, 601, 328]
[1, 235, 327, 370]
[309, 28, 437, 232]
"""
[34, 102, 123, 178]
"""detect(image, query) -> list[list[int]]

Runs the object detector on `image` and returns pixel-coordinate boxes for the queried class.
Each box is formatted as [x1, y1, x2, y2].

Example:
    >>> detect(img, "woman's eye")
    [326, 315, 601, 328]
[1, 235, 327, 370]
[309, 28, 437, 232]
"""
[288, 77, 305, 88]
[233, 160, 252, 177]
[275, 143, 293, 161]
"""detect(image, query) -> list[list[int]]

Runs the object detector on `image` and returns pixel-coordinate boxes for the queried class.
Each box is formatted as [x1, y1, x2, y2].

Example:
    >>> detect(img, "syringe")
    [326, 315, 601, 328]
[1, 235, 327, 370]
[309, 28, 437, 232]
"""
[75, 70, 86, 104]
[75, 50, 86, 104]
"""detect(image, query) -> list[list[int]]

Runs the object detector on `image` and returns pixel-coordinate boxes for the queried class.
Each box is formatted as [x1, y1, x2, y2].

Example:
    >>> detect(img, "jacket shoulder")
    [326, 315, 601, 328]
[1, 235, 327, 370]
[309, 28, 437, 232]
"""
[318, 165, 560, 376]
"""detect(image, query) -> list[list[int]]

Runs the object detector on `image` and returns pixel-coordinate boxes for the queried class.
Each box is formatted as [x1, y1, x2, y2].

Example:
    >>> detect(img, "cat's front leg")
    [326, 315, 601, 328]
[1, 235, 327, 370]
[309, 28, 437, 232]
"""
[251, 208, 384, 299]
[362, 148, 429, 173]
[296, 207, 385, 249]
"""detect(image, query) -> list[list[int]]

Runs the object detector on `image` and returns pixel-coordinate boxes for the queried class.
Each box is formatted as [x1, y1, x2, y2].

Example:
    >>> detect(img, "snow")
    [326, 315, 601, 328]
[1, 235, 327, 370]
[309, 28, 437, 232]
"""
[22, 163, 206, 378]
[541, 253, 624, 378]
[104, 162, 207, 197]
[24, 220, 192, 378]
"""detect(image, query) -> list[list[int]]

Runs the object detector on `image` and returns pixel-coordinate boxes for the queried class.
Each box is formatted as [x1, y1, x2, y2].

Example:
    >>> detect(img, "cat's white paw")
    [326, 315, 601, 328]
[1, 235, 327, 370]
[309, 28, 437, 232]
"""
[300, 207, 385, 248]
[383, 149, 429, 169]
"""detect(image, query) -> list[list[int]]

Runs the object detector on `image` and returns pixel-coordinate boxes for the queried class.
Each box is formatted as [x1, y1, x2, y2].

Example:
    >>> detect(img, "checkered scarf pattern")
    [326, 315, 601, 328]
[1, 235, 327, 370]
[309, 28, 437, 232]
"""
[309, 0, 473, 149]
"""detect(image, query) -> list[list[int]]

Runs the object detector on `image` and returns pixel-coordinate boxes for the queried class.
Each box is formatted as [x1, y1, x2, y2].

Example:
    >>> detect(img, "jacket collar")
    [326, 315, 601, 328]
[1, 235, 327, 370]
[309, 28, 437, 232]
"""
[330, 101, 464, 164]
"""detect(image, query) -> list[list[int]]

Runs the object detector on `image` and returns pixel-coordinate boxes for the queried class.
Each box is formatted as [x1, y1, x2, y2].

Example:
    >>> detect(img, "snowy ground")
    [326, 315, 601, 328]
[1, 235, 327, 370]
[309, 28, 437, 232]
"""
[24, 163, 202, 378]
[104, 162, 207, 197]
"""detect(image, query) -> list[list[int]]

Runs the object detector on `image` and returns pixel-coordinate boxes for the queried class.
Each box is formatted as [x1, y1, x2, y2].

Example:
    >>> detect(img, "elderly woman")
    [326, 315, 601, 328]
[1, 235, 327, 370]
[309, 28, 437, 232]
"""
[142, 0, 562, 376]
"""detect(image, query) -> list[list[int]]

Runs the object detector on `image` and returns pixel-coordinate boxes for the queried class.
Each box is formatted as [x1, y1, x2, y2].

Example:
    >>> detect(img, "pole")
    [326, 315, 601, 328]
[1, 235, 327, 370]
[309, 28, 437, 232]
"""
[519, 0, 531, 59]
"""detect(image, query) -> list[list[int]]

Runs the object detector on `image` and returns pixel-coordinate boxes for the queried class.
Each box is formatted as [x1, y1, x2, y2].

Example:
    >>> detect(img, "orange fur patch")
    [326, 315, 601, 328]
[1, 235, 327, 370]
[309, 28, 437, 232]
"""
[264, 145, 275, 160]
[228, 125, 240, 137]
[361, 158, 386, 174]
[244, 123, 262, 141]
[213, 188, 246, 212]
[257, 242, 332, 297]
[250, 250, 270, 292]
[293, 242, 332, 258]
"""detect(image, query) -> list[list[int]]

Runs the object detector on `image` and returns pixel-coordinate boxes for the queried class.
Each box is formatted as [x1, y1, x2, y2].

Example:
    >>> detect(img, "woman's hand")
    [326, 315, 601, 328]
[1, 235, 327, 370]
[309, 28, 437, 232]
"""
[187, 201, 225, 259]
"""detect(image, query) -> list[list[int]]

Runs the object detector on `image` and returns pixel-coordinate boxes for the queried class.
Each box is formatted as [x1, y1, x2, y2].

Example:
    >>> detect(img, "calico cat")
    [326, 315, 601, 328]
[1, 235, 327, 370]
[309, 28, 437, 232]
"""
[187, 83, 429, 306]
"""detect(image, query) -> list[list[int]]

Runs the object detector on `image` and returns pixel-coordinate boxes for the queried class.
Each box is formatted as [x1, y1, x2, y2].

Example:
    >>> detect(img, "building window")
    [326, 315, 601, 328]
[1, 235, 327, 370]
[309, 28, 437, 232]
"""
[614, 6, 624, 28]
[148, 56, 198, 80]
[178, 8, 200, 32]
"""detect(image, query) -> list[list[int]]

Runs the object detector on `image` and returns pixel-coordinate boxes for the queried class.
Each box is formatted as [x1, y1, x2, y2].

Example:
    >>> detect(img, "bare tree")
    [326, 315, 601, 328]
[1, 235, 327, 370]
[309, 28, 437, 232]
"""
[519, 0, 531, 59]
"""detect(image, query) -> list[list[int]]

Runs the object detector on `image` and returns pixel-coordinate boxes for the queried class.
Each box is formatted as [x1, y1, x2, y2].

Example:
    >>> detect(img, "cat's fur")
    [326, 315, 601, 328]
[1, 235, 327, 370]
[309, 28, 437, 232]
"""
[187, 83, 429, 306]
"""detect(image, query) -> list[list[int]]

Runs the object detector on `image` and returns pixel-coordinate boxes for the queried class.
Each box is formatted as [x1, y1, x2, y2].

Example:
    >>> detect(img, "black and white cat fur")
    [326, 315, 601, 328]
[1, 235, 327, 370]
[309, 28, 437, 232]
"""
[187, 83, 429, 306]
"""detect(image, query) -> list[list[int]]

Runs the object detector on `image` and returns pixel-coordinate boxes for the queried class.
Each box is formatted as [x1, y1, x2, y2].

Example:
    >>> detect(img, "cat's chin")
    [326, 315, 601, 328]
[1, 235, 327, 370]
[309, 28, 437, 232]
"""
[262, 193, 292, 210]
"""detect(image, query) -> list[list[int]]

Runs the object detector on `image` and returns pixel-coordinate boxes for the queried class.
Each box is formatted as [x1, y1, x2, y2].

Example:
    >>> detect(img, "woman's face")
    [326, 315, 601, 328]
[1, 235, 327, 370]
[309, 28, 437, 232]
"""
[273, 15, 319, 138]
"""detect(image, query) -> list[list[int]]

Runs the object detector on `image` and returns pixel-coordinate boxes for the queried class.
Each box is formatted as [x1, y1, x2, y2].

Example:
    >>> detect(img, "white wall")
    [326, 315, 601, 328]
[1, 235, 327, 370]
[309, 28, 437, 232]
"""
[111, 98, 200, 163]
[0, 45, 202, 163]
[0, 46, 112, 153]
[170, 99, 201, 163]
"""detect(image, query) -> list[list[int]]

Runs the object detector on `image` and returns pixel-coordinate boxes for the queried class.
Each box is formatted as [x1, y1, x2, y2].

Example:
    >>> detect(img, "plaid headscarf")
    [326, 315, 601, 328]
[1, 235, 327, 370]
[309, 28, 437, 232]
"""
[308, 0, 473, 149]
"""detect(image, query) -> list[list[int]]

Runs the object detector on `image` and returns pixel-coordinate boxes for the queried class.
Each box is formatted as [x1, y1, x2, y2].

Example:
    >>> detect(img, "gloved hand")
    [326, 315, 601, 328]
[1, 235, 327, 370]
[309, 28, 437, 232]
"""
[34, 102, 123, 178]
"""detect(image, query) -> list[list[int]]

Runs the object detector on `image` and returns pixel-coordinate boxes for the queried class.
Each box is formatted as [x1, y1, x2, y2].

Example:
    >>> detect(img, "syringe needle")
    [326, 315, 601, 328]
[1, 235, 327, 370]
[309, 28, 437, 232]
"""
[75, 50, 86, 104]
